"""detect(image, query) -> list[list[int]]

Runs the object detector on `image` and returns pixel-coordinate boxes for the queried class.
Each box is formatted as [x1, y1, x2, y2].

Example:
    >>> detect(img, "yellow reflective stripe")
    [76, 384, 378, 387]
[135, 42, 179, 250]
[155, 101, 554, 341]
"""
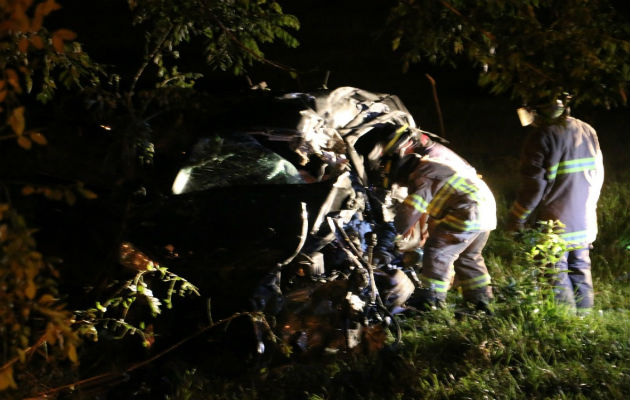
[383, 160, 392, 188]
[383, 124, 409, 154]
[547, 157, 596, 179]
[560, 230, 588, 245]
[428, 174, 483, 216]
[456, 180, 480, 202]
[547, 164, 559, 180]
[459, 273, 491, 290]
[425, 174, 488, 231]
[404, 193, 428, 213]
[428, 175, 459, 216]
[441, 215, 482, 231]
[420, 276, 449, 293]
[510, 201, 531, 221]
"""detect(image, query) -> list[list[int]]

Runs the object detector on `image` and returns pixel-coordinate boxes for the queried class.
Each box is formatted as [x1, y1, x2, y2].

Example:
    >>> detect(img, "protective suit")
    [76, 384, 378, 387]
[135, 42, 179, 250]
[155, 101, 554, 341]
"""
[392, 151, 497, 309]
[507, 112, 604, 310]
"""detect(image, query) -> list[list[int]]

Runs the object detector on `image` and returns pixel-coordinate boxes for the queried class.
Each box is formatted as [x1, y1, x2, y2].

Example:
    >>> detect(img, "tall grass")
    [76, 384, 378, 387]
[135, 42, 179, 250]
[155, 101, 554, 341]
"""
[156, 173, 629, 400]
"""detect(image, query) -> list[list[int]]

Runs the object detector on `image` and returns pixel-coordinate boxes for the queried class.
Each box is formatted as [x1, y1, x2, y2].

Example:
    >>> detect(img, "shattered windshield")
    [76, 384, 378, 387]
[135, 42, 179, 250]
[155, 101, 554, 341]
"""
[171, 132, 305, 194]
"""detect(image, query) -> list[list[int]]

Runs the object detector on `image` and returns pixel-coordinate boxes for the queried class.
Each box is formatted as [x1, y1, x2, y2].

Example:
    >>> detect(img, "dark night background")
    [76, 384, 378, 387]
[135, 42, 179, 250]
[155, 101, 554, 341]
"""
[36, 2, 628, 297]
[47, 0, 628, 182]
[2, 2, 628, 397]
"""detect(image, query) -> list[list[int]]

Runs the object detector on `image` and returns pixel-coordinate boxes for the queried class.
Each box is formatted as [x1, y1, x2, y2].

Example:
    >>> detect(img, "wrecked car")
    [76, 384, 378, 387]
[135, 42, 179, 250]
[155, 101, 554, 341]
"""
[120, 87, 438, 358]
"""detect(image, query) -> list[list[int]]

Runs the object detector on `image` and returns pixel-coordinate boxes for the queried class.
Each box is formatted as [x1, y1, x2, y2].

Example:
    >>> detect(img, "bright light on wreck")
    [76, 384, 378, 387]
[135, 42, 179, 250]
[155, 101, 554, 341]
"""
[172, 167, 192, 194]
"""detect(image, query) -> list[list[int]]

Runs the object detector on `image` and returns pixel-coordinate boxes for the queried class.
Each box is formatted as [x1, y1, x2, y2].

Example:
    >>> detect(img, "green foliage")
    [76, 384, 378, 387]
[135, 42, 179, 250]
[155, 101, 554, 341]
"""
[520, 220, 568, 267]
[589, 176, 630, 310]
[0, 1, 301, 391]
[150, 305, 630, 399]
[594, 178, 630, 255]
[128, 0, 300, 79]
[0, 0, 103, 149]
[2, 0, 301, 171]
[153, 178, 629, 400]
[1, 1, 628, 397]
[387, 0, 630, 108]
[75, 243, 200, 348]
[486, 219, 571, 320]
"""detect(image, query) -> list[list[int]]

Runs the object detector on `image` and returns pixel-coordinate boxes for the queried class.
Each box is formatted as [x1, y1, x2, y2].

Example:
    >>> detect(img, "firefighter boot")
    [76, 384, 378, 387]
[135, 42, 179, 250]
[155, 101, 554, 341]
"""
[406, 288, 446, 312]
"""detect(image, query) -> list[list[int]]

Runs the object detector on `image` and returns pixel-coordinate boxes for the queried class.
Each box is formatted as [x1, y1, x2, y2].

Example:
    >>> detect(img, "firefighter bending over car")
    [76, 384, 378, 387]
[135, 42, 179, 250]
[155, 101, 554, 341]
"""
[362, 125, 497, 313]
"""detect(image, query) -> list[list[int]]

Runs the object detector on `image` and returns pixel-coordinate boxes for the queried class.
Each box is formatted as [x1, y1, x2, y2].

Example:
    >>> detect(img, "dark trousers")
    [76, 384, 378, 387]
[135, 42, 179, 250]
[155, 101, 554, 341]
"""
[421, 229, 493, 303]
[553, 246, 594, 309]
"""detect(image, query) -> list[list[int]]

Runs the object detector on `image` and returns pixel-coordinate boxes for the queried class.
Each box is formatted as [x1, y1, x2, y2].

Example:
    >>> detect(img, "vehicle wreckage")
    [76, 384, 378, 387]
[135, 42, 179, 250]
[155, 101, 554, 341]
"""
[119, 86, 446, 358]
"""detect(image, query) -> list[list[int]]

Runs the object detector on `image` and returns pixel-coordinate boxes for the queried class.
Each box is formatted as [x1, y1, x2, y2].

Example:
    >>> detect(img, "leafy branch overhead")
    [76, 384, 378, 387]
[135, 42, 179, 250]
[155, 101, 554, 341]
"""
[1, 0, 300, 148]
[0, 0, 103, 149]
[128, 0, 300, 85]
[387, 0, 630, 107]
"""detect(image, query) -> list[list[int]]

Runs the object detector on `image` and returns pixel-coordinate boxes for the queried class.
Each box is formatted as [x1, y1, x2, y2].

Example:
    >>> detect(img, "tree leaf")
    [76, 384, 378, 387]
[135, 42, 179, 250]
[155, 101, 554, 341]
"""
[45, 323, 58, 345]
[52, 35, 64, 52]
[0, 366, 17, 391]
[64, 189, 77, 205]
[25, 279, 37, 299]
[79, 188, 98, 199]
[43, 188, 64, 201]
[35, 0, 62, 20]
[18, 36, 29, 52]
[9, 107, 26, 136]
[11, 3, 30, 31]
[21, 185, 36, 195]
[392, 37, 401, 51]
[39, 294, 56, 304]
[67, 343, 79, 363]
[6, 69, 22, 93]
[17, 136, 32, 149]
[17, 348, 26, 363]
[51, 29, 77, 53]
[54, 28, 77, 40]
[29, 131, 47, 145]
[30, 35, 44, 49]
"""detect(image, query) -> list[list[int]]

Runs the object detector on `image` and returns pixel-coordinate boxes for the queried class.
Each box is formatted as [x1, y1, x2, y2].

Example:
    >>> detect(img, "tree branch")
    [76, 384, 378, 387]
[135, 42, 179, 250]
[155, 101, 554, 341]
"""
[439, 0, 495, 42]
[0, 333, 48, 373]
[126, 24, 174, 117]
[26, 311, 271, 398]
[200, 0, 297, 75]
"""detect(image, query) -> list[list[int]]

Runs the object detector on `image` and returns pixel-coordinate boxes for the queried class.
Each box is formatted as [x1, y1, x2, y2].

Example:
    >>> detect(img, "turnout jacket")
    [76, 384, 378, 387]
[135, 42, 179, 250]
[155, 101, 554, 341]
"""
[394, 154, 497, 235]
[508, 116, 604, 246]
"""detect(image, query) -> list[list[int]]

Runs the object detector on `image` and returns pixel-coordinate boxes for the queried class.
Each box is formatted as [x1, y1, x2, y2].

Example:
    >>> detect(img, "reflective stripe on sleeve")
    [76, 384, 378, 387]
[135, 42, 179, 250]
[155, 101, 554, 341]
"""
[547, 157, 596, 180]
[510, 201, 531, 221]
[403, 193, 428, 213]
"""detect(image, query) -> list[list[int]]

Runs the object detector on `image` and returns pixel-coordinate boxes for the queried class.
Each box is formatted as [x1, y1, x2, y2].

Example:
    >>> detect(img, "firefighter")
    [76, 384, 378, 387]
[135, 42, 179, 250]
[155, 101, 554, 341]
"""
[507, 95, 604, 313]
[388, 150, 497, 312]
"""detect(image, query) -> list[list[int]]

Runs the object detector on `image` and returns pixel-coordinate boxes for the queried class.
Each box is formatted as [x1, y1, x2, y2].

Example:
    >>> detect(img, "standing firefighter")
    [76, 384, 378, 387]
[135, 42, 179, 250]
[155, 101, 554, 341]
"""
[389, 148, 497, 312]
[507, 96, 604, 312]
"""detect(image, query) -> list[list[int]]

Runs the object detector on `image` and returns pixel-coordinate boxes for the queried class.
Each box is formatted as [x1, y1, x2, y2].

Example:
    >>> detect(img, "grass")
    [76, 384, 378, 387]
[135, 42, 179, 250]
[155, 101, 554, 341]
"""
[148, 170, 629, 400]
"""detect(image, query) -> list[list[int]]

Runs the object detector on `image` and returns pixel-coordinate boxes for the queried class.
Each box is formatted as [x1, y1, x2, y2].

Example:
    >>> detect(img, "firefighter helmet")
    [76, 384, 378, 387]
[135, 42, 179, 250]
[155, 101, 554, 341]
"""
[518, 93, 572, 127]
